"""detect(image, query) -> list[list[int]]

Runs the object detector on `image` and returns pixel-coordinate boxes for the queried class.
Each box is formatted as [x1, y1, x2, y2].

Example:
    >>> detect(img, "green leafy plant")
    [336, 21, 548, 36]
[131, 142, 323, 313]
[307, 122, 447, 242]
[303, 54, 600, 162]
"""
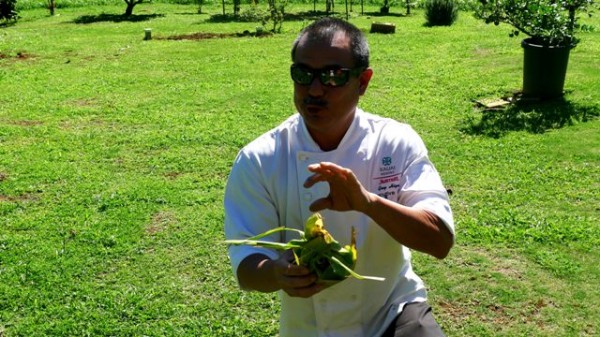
[264, 0, 286, 33]
[225, 213, 385, 282]
[476, 0, 598, 47]
[425, 0, 459, 26]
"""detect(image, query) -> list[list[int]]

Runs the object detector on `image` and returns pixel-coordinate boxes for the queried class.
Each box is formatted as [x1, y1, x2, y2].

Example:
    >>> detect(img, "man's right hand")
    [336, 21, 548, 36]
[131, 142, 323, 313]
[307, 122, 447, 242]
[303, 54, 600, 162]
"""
[237, 251, 323, 298]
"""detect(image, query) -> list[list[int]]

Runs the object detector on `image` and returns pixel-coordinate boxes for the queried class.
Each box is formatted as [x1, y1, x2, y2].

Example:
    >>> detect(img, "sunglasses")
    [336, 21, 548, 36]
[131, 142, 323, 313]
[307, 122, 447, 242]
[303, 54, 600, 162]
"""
[290, 64, 365, 87]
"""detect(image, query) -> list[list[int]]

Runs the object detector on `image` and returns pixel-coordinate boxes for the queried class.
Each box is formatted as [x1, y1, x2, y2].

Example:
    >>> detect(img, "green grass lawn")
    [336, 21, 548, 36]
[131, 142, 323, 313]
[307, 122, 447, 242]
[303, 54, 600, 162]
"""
[1, 2, 599, 336]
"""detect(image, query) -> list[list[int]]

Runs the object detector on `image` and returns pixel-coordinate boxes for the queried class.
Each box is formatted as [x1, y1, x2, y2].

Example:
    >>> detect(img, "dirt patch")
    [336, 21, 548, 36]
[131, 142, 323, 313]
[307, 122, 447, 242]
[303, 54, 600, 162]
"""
[161, 31, 273, 41]
[16, 52, 31, 59]
[0, 193, 37, 203]
[465, 246, 528, 280]
[0, 172, 7, 182]
[472, 46, 493, 57]
[436, 246, 568, 333]
[9, 120, 43, 127]
[145, 211, 176, 236]
[163, 171, 183, 179]
[59, 117, 113, 132]
[0, 52, 34, 61]
[70, 98, 98, 107]
[437, 299, 472, 318]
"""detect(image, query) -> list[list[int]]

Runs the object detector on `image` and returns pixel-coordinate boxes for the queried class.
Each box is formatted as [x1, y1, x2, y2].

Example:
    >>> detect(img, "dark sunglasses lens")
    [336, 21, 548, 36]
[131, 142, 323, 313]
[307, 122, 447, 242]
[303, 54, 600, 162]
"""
[291, 66, 313, 85]
[320, 68, 350, 87]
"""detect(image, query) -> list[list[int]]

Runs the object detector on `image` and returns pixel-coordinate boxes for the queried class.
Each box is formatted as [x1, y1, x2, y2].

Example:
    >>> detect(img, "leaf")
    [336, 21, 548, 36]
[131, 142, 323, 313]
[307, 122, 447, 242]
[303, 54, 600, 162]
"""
[330, 256, 386, 281]
[225, 213, 385, 282]
[224, 239, 303, 251]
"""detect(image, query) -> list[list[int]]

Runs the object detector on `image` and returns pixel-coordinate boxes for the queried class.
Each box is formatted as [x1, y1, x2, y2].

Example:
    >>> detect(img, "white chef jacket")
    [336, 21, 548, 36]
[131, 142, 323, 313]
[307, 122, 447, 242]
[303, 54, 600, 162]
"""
[224, 109, 454, 337]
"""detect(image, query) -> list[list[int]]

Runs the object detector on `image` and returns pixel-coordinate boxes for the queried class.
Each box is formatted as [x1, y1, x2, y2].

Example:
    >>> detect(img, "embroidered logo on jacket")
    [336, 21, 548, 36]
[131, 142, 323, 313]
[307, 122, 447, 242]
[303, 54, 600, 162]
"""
[379, 156, 396, 176]
[374, 156, 400, 200]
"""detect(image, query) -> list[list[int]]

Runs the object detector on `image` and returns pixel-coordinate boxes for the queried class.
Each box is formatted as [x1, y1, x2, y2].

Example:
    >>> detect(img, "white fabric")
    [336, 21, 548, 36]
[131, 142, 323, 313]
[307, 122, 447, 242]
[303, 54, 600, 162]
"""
[224, 109, 454, 337]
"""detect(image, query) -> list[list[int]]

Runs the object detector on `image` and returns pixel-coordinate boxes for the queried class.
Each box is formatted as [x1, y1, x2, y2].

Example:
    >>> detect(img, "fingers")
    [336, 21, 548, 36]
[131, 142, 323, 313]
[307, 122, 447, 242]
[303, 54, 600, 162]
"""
[307, 162, 345, 176]
[304, 162, 349, 188]
[279, 260, 311, 276]
[303, 161, 370, 212]
[273, 253, 322, 298]
[284, 282, 323, 298]
[303, 173, 323, 188]
[309, 197, 332, 212]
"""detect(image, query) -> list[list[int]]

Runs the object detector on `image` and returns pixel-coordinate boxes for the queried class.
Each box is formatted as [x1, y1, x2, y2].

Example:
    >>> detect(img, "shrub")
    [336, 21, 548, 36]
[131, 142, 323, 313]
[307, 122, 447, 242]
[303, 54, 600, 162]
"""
[425, 0, 458, 26]
[0, 0, 19, 23]
[264, 0, 285, 33]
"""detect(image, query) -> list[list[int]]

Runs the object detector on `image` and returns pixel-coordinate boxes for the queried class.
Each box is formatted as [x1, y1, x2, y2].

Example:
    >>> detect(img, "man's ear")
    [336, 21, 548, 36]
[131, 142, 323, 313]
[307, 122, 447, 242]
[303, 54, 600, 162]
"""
[358, 68, 373, 95]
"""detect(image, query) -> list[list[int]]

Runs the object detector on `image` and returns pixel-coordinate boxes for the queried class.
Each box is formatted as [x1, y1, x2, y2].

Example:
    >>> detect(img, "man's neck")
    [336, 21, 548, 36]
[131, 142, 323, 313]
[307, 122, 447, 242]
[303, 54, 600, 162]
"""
[309, 109, 357, 152]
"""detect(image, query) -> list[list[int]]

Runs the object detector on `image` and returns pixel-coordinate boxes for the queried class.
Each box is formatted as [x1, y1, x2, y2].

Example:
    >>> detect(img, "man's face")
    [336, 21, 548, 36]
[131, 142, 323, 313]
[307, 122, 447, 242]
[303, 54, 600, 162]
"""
[292, 32, 372, 150]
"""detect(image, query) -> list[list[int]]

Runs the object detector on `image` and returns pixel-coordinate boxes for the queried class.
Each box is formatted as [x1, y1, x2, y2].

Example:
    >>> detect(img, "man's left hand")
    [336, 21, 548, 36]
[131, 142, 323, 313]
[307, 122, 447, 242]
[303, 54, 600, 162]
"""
[303, 162, 373, 213]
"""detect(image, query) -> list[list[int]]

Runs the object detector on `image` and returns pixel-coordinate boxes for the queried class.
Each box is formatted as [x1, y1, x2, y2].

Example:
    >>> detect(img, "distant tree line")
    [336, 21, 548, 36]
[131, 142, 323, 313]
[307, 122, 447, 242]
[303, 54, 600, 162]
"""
[3, 0, 481, 24]
[10, 0, 481, 11]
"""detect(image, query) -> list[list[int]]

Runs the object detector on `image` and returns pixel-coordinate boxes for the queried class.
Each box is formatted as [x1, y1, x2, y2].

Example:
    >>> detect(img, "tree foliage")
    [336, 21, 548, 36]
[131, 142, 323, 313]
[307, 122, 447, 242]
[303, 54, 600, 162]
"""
[0, 0, 18, 23]
[475, 0, 598, 46]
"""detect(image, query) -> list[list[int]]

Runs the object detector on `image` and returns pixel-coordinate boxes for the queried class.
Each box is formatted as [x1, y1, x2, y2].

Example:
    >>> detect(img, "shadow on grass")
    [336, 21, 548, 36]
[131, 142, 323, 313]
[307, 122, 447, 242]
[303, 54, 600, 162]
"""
[362, 11, 407, 17]
[72, 13, 165, 24]
[422, 21, 454, 28]
[0, 20, 18, 28]
[160, 30, 273, 40]
[461, 97, 600, 138]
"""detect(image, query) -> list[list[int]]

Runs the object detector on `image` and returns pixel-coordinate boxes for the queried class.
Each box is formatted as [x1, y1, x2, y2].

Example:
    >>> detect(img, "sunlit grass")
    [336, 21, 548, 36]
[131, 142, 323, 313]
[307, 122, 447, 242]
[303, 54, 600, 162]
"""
[1, 3, 599, 336]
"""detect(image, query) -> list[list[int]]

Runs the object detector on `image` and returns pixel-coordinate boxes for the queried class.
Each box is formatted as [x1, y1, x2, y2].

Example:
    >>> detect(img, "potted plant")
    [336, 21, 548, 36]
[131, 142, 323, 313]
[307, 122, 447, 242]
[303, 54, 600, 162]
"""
[476, 0, 597, 99]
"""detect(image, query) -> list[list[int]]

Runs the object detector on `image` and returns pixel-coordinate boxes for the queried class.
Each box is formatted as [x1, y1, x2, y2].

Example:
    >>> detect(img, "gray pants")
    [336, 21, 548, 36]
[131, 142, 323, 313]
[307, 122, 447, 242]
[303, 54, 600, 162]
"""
[381, 302, 446, 337]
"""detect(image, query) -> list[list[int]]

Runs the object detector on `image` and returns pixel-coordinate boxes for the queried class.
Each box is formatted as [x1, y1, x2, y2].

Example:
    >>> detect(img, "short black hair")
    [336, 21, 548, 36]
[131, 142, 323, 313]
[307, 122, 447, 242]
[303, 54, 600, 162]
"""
[291, 17, 370, 69]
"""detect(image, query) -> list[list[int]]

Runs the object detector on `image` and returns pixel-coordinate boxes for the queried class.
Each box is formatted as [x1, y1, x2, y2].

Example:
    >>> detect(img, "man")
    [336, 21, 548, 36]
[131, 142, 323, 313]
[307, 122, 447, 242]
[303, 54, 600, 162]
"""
[224, 17, 454, 337]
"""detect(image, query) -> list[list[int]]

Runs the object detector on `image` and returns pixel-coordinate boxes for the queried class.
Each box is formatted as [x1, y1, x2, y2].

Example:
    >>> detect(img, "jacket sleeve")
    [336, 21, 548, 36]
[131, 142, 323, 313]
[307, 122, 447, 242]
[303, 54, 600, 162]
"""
[224, 149, 281, 281]
[395, 126, 455, 236]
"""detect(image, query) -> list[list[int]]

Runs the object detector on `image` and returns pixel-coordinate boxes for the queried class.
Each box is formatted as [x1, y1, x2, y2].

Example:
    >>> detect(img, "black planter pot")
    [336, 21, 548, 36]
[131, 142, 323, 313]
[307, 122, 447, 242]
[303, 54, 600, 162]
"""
[521, 38, 574, 99]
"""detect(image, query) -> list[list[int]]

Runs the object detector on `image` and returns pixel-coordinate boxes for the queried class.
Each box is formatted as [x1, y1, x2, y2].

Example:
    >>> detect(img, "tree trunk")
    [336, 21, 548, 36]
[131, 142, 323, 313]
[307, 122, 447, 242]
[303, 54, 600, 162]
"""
[233, 0, 240, 15]
[125, 2, 135, 16]
[48, 0, 56, 15]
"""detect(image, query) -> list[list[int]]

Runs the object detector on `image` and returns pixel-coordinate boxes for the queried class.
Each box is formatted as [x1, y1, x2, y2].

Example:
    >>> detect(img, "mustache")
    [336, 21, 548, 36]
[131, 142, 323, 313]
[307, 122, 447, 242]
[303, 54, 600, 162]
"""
[303, 97, 327, 107]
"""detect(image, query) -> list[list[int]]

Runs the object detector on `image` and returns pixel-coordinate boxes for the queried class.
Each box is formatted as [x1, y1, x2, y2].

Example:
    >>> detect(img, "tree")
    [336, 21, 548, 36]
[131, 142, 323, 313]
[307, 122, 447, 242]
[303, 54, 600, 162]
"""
[326, 0, 334, 12]
[233, 0, 240, 15]
[124, 0, 143, 16]
[47, 0, 56, 15]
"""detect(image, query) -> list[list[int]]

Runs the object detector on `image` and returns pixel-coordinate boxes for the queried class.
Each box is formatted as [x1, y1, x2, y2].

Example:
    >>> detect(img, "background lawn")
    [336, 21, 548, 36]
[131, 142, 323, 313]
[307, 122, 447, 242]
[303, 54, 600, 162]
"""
[1, 2, 599, 336]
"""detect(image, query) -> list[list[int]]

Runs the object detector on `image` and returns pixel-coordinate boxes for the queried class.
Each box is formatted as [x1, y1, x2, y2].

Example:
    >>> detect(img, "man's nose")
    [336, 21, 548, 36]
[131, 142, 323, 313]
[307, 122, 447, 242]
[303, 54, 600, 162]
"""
[307, 77, 325, 96]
